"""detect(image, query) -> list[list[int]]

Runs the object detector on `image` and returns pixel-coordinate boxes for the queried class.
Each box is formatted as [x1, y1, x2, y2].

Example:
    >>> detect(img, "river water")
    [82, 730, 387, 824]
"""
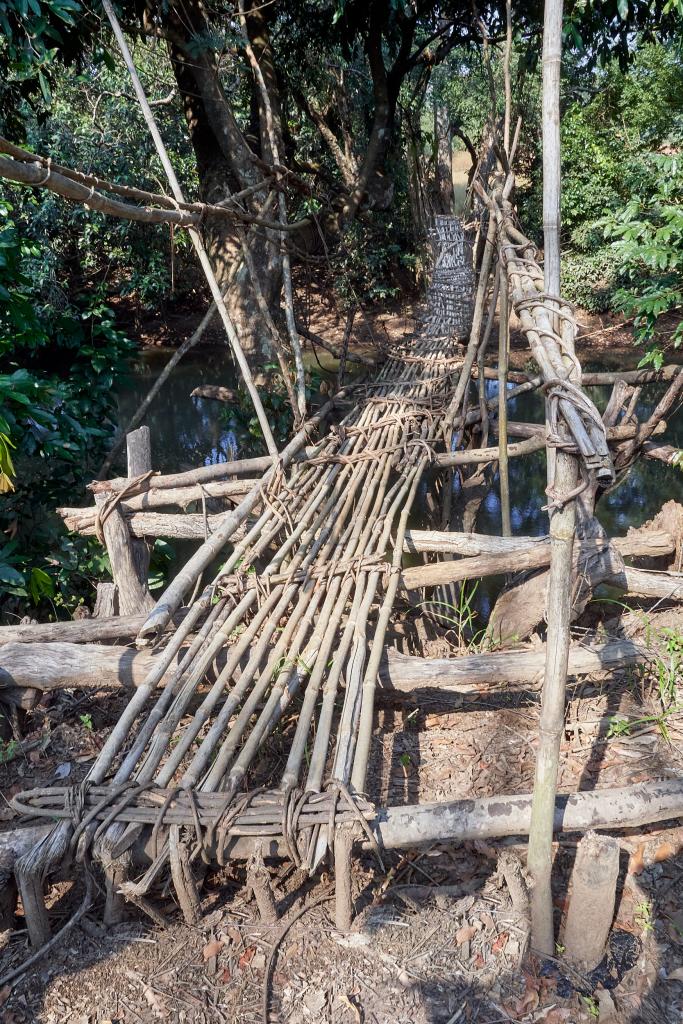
[116, 345, 682, 612]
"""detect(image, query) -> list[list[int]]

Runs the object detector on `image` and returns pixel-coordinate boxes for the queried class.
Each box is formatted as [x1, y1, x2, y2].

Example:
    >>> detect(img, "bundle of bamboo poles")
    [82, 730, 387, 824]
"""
[13, 300, 467, 940]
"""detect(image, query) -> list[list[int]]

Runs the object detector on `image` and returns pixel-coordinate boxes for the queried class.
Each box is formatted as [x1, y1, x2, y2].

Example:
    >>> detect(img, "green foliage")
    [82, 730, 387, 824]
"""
[561, 246, 624, 313]
[601, 154, 683, 362]
[0, 200, 135, 618]
[7, 53, 197, 310]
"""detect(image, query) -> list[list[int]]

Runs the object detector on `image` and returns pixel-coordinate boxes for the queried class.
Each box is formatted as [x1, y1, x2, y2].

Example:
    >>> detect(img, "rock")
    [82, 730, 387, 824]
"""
[597, 988, 617, 1022]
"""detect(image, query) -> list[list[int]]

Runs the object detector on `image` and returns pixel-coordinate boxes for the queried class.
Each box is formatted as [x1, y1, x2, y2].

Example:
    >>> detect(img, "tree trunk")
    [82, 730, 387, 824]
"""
[163, 0, 282, 368]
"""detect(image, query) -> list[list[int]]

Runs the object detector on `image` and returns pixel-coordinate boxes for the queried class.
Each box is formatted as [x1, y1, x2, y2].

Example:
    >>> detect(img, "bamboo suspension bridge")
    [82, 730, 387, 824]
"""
[1, 72, 683, 980]
[1, 195, 682, 960]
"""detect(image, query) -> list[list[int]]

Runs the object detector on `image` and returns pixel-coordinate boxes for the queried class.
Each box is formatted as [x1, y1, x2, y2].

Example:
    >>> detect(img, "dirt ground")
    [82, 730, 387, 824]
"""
[1, 594, 682, 1023]
[1, 307, 682, 1023]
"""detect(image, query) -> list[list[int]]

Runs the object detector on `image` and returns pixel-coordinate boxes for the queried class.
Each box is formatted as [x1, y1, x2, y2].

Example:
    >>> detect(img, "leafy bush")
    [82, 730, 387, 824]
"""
[0, 200, 135, 619]
[561, 246, 624, 313]
[601, 153, 683, 364]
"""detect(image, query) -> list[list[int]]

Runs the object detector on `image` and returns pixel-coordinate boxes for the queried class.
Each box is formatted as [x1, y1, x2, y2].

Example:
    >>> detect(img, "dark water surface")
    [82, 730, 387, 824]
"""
[116, 346, 682, 608]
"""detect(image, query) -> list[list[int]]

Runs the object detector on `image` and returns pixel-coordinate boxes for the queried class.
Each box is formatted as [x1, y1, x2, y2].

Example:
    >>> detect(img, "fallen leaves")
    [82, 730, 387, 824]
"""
[238, 945, 256, 970]
[143, 984, 170, 1019]
[455, 923, 477, 945]
[202, 937, 224, 961]
[339, 992, 361, 1022]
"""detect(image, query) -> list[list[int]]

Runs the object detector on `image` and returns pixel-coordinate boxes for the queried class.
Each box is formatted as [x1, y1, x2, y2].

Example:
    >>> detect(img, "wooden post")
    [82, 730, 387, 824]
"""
[95, 493, 155, 616]
[334, 824, 355, 931]
[126, 427, 152, 596]
[526, 0, 575, 957]
[94, 430, 154, 617]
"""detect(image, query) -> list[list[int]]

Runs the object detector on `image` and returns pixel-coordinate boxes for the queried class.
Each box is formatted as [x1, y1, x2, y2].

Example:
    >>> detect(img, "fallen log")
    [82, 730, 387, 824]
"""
[63, 510, 252, 541]
[59, 478, 258, 531]
[373, 779, 683, 849]
[380, 638, 645, 691]
[0, 641, 166, 694]
[401, 531, 675, 590]
[190, 385, 238, 403]
[0, 610, 188, 646]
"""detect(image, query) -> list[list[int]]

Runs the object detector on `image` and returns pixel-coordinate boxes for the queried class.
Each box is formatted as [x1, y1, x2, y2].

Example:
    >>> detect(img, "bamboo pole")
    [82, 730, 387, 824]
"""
[498, 269, 512, 536]
[527, 0, 573, 956]
[101, 0, 278, 458]
[503, 0, 513, 154]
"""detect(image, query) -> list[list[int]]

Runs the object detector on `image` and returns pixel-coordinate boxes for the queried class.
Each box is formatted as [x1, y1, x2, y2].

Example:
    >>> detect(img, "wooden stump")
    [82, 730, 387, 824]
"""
[562, 831, 620, 970]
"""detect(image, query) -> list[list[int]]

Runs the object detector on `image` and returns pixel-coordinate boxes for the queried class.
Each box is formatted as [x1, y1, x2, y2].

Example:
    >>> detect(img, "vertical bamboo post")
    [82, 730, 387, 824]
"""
[503, 0, 513, 154]
[526, 0, 579, 957]
[498, 271, 512, 537]
[101, 0, 278, 458]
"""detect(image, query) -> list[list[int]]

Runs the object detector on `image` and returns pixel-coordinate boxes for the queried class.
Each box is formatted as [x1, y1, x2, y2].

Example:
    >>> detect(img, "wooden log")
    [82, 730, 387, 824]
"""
[504, 419, 666, 441]
[95, 492, 155, 617]
[0, 824, 54, 930]
[401, 531, 676, 590]
[3, 780, 681, 876]
[433, 420, 667, 468]
[0, 642, 167, 694]
[91, 453, 287, 494]
[373, 779, 683, 850]
[477, 364, 683, 387]
[93, 582, 117, 618]
[562, 831, 620, 970]
[643, 440, 681, 466]
[63, 510, 253, 541]
[380, 638, 644, 692]
[404, 529, 544, 556]
[59, 479, 259, 530]
[0, 610, 188, 646]
[190, 385, 238, 403]
[491, 555, 683, 643]
[0, 636, 643, 701]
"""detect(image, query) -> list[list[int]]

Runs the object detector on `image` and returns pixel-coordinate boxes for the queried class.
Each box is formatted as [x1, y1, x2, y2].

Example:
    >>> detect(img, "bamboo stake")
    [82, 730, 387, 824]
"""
[101, 0, 278, 458]
[498, 269, 512, 536]
[527, 0, 573, 956]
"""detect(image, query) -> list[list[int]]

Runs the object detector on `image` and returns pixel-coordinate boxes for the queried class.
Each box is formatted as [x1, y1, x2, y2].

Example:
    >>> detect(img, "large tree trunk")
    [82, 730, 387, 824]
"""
[161, 0, 282, 367]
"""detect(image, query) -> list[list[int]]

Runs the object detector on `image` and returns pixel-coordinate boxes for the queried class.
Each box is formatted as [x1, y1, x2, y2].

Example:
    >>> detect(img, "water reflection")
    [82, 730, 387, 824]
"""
[116, 347, 682, 542]
[115, 347, 255, 474]
[446, 379, 683, 541]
